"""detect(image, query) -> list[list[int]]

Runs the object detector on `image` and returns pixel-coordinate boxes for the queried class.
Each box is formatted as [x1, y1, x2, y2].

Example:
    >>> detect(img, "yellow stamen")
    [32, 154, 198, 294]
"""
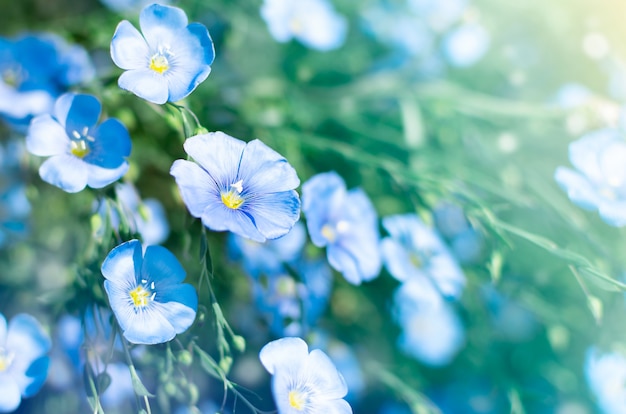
[70, 140, 90, 158]
[321, 224, 336, 243]
[288, 390, 305, 410]
[409, 253, 422, 268]
[0, 350, 14, 372]
[130, 286, 151, 307]
[149, 54, 169, 74]
[221, 190, 245, 209]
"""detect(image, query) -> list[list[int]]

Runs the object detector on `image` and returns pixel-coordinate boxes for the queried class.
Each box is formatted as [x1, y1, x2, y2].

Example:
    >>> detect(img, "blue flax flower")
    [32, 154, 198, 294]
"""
[0, 33, 94, 130]
[259, 337, 352, 414]
[0, 313, 51, 413]
[302, 171, 381, 285]
[442, 23, 490, 68]
[26, 93, 131, 193]
[110, 3, 215, 104]
[585, 348, 626, 414]
[555, 128, 626, 226]
[0, 140, 30, 248]
[261, 0, 347, 51]
[381, 214, 465, 299]
[394, 277, 465, 366]
[101, 239, 198, 345]
[170, 131, 301, 242]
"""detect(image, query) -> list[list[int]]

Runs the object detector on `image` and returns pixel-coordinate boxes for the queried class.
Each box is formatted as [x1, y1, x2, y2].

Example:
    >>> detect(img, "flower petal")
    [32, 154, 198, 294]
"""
[141, 245, 187, 286]
[170, 159, 220, 217]
[243, 190, 300, 240]
[110, 20, 150, 70]
[0, 375, 21, 413]
[54, 93, 101, 135]
[239, 139, 300, 194]
[182, 132, 245, 188]
[101, 239, 143, 285]
[85, 162, 129, 189]
[26, 114, 69, 157]
[259, 337, 308, 375]
[303, 349, 348, 399]
[554, 166, 601, 211]
[122, 306, 176, 345]
[569, 129, 617, 185]
[598, 201, 626, 227]
[85, 118, 131, 169]
[39, 154, 89, 193]
[152, 288, 197, 334]
[140, 4, 188, 50]
[200, 203, 266, 242]
[302, 172, 347, 247]
[118, 69, 169, 104]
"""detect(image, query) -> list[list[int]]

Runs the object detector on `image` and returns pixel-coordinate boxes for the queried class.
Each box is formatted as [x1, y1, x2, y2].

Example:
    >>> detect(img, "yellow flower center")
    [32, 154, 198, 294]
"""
[221, 180, 245, 210]
[0, 349, 14, 372]
[70, 128, 93, 158]
[149, 54, 169, 74]
[409, 253, 422, 268]
[130, 285, 154, 308]
[288, 390, 305, 411]
[321, 224, 336, 242]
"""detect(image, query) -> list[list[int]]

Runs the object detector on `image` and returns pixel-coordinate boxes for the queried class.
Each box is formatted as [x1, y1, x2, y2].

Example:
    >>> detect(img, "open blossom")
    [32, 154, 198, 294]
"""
[0, 313, 51, 413]
[101, 239, 198, 345]
[170, 131, 301, 242]
[555, 128, 626, 226]
[381, 214, 465, 299]
[261, 0, 347, 51]
[302, 171, 381, 285]
[26, 93, 131, 193]
[260, 337, 352, 414]
[586, 348, 626, 414]
[110, 3, 215, 104]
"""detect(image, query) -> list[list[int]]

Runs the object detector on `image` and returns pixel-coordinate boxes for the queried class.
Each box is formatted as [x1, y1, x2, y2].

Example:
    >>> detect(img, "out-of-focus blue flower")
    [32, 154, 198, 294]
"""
[442, 23, 490, 68]
[394, 277, 465, 366]
[99, 362, 135, 410]
[228, 221, 306, 277]
[553, 83, 593, 109]
[110, 3, 215, 104]
[0, 140, 30, 248]
[100, 0, 170, 13]
[171, 131, 301, 242]
[433, 203, 484, 265]
[101, 239, 198, 345]
[260, 337, 352, 413]
[0, 34, 94, 129]
[555, 128, 626, 226]
[381, 214, 465, 299]
[261, 0, 347, 51]
[252, 258, 332, 337]
[0, 313, 51, 413]
[481, 285, 537, 343]
[586, 348, 626, 414]
[115, 183, 169, 245]
[302, 171, 381, 285]
[26, 93, 131, 193]
[47, 315, 82, 391]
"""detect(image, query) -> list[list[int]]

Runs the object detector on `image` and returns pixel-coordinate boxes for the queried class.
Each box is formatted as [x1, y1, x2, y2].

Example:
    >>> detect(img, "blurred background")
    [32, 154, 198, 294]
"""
[2, 0, 626, 413]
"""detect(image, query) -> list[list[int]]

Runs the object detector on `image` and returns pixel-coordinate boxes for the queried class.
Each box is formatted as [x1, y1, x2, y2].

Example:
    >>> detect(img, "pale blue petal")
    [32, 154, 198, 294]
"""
[118, 69, 169, 104]
[152, 291, 197, 334]
[554, 166, 600, 211]
[316, 399, 353, 414]
[569, 129, 617, 184]
[239, 139, 300, 194]
[182, 132, 244, 188]
[244, 190, 301, 240]
[381, 238, 414, 282]
[442, 23, 490, 67]
[101, 239, 143, 285]
[110, 20, 150, 70]
[293, 0, 347, 51]
[598, 201, 626, 227]
[39, 154, 89, 193]
[260, 0, 294, 42]
[85, 162, 129, 189]
[170, 159, 220, 217]
[302, 172, 346, 247]
[141, 245, 186, 286]
[104, 280, 134, 332]
[427, 253, 466, 299]
[137, 199, 170, 245]
[140, 4, 188, 50]
[599, 140, 626, 187]
[122, 307, 176, 345]
[26, 114, 69, 156]
[85, 118, 131, 169]
[327, 244, 362, 285]
[0, 375, 21, 412]
[6, 314, 51, 366]
[303, 349, 348, 399]
[55, 94, 101, 135]
[200, 202, 265, 242]
[259, 337, 308, 375]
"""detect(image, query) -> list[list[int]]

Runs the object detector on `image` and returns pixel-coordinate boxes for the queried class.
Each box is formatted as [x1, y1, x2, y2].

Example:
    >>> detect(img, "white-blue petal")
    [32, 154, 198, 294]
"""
[152, 292, 197, 334]
[101, 239, 143, 285]
[244, 190, 301, 240]
[182, 132, 244, 188]
[598, 201, 626, 227]
[110, 20, 150, 70]
[26, 114, 69, 157]
[139, 4, 188, 50]
[554, 166, 601, 211]
[39, 154, 89, 193]
[0, 375, 21, 412]
[239, 139, 300, 194]
[141, 245, 187, 286]
[200, 202, 265, 242]
[122, 307, 176, 345]
[303, 349, 348, 399]
[85, 161, 129, 189]
[170, 159, 220, 218]
[302, 172, 347, 247]
[259, 336, 308, 375]
[118, 69, 169, 104]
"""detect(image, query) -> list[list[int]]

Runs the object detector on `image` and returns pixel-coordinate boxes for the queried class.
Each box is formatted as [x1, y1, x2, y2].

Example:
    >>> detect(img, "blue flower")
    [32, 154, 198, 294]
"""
[259, 337, 352, 414]
[26, 93, 131, 193]
[302, 171, 381, 285]
[0, 33, 94, 130]
[101, 239, 198, 345]
[0, 140, 30, 248]
[228, 221, 306, 278]
[0, 313, 51, 413]
[433, 202, 485, 265]
[261, 0, 347, 51]
[381, 214, 465, 299]
[394, 277, 465, 366]
[585, 348, 626, 414]
[170, 131, 301, 242]
[555, 128, 626, 226]
[110, 4, 215, 104]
